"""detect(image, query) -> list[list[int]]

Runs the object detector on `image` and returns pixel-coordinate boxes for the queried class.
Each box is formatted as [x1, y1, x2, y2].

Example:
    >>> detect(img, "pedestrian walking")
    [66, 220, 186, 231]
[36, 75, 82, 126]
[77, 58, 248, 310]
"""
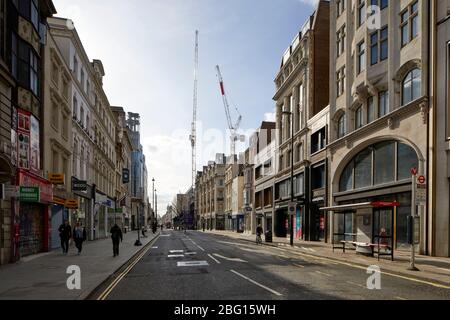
[73, 222, 87, 255]
[58, 219, 72, 255]
[110, 224, 123, 257]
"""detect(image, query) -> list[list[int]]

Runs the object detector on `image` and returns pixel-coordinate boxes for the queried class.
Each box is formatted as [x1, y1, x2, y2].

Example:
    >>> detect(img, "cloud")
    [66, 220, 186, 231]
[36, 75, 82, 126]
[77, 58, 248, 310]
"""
[264, 109, 276, 122]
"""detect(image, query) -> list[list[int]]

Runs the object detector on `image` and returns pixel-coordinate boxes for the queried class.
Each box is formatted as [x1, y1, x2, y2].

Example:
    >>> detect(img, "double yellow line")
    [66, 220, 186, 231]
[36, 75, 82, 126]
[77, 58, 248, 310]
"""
[97, 235, 159, 300]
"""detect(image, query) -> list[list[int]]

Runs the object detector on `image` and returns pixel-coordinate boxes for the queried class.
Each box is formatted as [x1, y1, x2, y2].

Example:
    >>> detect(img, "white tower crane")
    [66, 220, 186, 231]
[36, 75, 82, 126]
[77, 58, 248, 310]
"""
[215, 65, 243, 159]
[189, 30, 199, 189]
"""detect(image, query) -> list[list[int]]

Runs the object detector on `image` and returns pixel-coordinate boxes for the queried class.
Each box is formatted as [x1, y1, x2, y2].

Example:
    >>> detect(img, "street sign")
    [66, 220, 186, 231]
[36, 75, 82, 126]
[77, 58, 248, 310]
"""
[72, 177, 87, 191]
[19, 187, 40, 202]
[416, 184, 426, 206]
[65, 199, 79, 209]
[288, 202, 296, 216]
[48, 173, 65, 185]
[410, 167, 418, 176]
[417, 175, 426, 185]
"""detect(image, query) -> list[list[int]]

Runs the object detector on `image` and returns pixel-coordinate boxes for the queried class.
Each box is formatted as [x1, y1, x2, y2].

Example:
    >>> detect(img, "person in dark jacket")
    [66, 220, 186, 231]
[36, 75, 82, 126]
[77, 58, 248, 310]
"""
[73, 222, 87, 255]
[110, 224, 123, 257]
[58, 220, 72, 255]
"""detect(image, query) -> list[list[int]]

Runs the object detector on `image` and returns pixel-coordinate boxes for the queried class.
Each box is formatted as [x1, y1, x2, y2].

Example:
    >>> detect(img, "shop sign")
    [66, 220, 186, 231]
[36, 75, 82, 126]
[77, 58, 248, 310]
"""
[49, 173, 65, 185]
[17, 131, 30, 169]
[52, 196, 66, 206]
[122, 168, 130, 183]
[18, 170, 53, 203]
[72, 177, 87, 191]
[108, 208, 123, 214]
[19, 187, 40, 202]
[65, 199, 79, 209]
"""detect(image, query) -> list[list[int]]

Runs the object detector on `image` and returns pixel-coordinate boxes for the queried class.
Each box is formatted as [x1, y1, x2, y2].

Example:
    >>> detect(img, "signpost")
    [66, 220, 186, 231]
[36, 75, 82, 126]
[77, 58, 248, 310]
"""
[288, 202, 296, 216]
[408, 168, 421, 271]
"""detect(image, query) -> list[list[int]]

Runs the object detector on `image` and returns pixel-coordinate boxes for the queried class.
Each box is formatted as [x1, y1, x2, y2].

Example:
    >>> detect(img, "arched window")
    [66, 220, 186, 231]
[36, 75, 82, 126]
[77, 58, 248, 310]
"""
[355, 105, 363, 129]
[339, 141, 418, 192]
[337, 113, 346, 138]
[402, 68, 421, 105]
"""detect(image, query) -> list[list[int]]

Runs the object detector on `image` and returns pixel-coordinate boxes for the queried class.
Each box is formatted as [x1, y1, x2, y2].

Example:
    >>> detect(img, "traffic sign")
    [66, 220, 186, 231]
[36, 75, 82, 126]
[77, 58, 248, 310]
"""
[417, 175, 426, 185]
[410, 167, 418, 176]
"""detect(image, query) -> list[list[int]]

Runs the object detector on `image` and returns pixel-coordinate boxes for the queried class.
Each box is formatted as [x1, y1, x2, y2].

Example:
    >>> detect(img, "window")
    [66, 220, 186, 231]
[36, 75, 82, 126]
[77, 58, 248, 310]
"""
[72, 96, 78, 118]
[337, 0, 345, 16]
[448, 43, 450, 139]
[367, 96, 375, 123]
[52, 150, 59, 173]
[358, 0, 366, 27]
[296, 143, 303, 162]
[80, 69, 85, 87]
[402, 68, 421, 105]
[299, 84, 305, 129]
[0, 0, 5, 60]
[354, 148, 372, 189]
[336, 66, 345, 96]
[80, 106, 84, 127]
[15, 38, 39, 96]
[357, 41, 366, 74]
[397, 143, 418, 180]
[30, 0, 38, 31]
[11, 33, 17, 78]
[371, 0, 388, 9]
[339, 141, 418, 192]
[311, 128, 326, 154]
[62, 157, 68, 187]
[379, 91, 389, 117]
[337, 25, 346, 57]
[374, 141, 395, 185]
[287, 150, 291, 168]
[73, 55, 78, 75]
[51, 102, 59, 130]
[30, 50, 38, 96]
[355, 105, 363, 129]
[62, 114, 68, 139]
[401, 2, 419, 47]
[279, 155, 284, 171]
[311, 164, 325, 190]
[370, 26, 388, 65]
[337, 113, 346, 138]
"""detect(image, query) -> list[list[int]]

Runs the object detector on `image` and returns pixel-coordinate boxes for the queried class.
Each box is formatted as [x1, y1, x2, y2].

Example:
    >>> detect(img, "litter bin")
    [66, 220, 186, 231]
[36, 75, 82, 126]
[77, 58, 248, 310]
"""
[265, 230, 273, 243]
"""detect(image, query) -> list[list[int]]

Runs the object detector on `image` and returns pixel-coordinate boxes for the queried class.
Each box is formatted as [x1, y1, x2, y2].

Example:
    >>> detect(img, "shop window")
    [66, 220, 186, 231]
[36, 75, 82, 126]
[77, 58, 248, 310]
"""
[354, 105, 363, 129]
[339, 141, 418, 192]
[397, 143, 418, 180]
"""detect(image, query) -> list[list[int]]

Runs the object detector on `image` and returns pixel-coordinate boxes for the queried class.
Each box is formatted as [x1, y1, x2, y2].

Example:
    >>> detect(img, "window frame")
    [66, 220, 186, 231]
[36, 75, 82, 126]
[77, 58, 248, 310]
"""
[357, 40, 366, 74]
[357, 0, 366, 28]
[355, 105, 363, 129]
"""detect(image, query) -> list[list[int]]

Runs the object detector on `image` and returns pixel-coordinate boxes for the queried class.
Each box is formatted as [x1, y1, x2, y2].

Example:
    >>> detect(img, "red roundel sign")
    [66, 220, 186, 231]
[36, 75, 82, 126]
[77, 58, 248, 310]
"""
[418, 175, 426, 184]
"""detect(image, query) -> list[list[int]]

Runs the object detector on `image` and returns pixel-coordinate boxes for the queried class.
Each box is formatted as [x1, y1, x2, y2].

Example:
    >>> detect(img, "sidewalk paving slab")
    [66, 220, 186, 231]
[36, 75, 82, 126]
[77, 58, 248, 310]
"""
[205, 230, 450, 288]
[0, 230, 159, 300]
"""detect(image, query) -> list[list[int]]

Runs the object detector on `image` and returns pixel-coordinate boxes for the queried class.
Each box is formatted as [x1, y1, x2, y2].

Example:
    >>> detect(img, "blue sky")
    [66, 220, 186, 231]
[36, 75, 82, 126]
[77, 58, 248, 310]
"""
[53, 0, 318, 215]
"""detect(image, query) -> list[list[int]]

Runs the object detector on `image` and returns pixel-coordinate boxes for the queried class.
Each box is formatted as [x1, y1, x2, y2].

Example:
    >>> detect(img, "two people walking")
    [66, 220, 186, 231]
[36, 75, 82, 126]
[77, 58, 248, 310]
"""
[58, 220, 86, 255]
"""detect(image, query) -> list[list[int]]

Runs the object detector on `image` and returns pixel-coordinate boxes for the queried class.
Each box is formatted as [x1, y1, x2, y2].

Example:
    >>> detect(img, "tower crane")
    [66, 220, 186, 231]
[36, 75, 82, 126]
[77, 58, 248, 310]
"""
[189, 30, 199, 190]
[215, 65, 243, 159]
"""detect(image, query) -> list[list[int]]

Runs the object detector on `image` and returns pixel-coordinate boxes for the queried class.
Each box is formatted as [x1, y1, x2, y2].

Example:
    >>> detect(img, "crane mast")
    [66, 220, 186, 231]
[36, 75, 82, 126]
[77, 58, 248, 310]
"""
[190, 30, 199, 190]
[215, 65, 242, 158]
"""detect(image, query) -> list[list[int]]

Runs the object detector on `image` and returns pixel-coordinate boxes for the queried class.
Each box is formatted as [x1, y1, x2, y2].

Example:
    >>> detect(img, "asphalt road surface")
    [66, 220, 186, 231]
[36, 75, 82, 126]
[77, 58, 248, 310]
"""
[102, 230, 450, 300]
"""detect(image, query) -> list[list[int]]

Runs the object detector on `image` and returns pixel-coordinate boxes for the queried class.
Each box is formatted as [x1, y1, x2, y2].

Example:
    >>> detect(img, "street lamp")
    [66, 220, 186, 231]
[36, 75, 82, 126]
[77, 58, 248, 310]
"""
[152, 178, 155, 226]
[282, 110, 295, 247]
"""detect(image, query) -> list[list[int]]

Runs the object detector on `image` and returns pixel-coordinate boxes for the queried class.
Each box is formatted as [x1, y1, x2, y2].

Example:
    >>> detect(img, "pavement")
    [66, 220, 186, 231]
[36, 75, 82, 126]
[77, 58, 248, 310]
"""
[0, 229, 159, 300]
[100, 230, 450, 300]
[204, 229, 450, 288]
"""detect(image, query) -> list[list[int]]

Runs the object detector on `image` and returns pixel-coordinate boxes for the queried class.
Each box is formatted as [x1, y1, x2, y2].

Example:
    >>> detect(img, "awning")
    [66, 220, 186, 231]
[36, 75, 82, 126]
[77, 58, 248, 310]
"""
[320, 201, 400, 212]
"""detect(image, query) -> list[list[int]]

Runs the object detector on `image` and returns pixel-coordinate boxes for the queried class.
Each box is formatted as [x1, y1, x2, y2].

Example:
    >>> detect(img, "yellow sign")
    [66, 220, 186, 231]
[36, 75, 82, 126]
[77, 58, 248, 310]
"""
[52, 196, 66, 206]
[65, 199, 79, 209]
[49, 173, 65, 185]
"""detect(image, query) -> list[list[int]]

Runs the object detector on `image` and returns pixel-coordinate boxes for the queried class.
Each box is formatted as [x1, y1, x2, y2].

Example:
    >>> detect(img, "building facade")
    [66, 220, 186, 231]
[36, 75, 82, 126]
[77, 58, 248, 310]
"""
[273, 0, 330, 240]
[325, 0, 430, 254]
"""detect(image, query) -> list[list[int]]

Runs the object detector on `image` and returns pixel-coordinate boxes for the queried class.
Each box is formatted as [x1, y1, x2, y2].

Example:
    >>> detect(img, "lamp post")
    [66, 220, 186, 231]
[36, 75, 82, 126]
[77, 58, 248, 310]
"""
[152, 178, 155, 226]
[282, 110, 295, 247]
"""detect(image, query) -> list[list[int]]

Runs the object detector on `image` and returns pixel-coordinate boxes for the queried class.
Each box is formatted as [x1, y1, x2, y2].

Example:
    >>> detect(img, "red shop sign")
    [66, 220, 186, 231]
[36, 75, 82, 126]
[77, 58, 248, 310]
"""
[17, 169, 53, 203]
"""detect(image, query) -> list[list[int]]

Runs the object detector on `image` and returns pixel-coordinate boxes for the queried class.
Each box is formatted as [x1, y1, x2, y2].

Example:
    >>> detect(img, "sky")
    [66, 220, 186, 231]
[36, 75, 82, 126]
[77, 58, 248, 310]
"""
[52, 0, 318, 217]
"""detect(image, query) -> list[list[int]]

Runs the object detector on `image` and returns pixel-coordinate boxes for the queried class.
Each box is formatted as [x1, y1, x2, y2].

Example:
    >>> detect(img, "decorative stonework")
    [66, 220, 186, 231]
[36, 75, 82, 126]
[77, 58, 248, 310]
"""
[419, 98, 429, 124]
[387, 117, 395, 130]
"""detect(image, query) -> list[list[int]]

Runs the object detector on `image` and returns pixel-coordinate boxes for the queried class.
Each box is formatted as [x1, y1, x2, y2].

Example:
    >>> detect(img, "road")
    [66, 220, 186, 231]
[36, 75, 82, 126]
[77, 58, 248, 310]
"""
[98, 230, 450, 300]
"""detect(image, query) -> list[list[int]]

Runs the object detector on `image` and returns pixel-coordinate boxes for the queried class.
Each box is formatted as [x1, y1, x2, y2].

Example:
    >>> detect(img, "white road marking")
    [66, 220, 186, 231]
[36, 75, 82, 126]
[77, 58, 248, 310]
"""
[189, 240, 206, 252]
[346, 281, 366, 289]
[315, 271, 332, 277]
[213, 253, 247, 263]
[230, 270, 283, 296]
[160, 235, 170, 237]
[168, 254, 184, 258]
[185, 252, 197, 256]
[395, 296, 408, 300]
[208, 254, 221, 264]
[177, 261, 209, 267]
[151, 247, 158, 249]
[170, 250, 184, 253]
